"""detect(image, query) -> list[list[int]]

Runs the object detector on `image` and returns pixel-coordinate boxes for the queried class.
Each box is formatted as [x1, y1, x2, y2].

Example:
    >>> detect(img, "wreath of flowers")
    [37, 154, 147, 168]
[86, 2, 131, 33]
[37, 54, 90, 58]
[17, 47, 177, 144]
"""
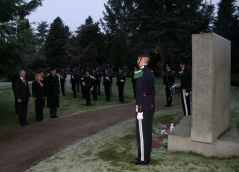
[152, 119, 179, 154]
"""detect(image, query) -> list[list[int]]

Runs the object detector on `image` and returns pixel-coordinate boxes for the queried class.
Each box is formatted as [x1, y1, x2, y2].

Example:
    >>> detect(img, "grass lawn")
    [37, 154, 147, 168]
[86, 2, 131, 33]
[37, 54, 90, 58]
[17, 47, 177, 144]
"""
[24, 86, 239, 172]
[1, 76, 239, 172]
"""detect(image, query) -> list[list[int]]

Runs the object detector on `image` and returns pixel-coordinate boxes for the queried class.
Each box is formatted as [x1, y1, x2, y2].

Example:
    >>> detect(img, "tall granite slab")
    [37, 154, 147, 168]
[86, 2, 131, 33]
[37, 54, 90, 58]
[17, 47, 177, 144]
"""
[191, 33, 231, 143]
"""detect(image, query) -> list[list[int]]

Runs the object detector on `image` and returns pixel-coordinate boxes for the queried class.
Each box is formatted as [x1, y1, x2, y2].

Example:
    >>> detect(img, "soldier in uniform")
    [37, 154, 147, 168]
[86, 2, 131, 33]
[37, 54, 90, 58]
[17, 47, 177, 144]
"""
[132, 49, 155, 165]
[116, 67, 126, 102]
[60, 67, 67, 96]
[80, 67, 86, 99]
[70, 66, 79, 98]
[45, 67, 60, 118]
[95, 66, 102, 95]
[179, 56, 191, 116]
[163, 63, 175, 107]
[103, 67, 112, 101]
[82, 70, 93, 105]
[91, 67, 98, 101]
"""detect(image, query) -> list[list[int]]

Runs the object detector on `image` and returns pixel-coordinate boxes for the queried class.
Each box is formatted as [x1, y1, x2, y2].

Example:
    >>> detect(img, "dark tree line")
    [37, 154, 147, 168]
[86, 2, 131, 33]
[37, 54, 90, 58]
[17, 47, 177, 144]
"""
[0, 0, 238, 79]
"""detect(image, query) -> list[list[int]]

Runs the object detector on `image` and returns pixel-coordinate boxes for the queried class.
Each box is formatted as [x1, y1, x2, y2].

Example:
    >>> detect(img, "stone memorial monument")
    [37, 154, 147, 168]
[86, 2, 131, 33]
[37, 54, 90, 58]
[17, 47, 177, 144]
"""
[168, 32, 239, 157]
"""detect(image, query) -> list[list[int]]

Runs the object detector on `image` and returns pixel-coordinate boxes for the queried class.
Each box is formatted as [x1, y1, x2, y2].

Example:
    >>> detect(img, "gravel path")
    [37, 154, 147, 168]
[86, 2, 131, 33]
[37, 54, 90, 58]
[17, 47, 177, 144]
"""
[0, 97, 181, 172]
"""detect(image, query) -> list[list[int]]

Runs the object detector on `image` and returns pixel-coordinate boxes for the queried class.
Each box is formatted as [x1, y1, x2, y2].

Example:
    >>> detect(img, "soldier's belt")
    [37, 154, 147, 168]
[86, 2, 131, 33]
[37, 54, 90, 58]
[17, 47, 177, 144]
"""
[143, 92, 152, 96]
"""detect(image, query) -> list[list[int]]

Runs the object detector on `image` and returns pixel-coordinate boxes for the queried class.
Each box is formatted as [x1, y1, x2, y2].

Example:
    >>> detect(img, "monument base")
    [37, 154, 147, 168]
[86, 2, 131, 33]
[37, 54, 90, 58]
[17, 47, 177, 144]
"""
[168, 116, 239, 157]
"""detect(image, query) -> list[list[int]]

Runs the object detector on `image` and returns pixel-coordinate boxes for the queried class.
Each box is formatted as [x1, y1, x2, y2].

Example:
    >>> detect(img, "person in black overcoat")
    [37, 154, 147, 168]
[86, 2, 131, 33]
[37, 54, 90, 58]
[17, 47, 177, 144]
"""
[15, 69, 31, 126]
[32, 73, 45, 121]
[45, 67, 60, 118]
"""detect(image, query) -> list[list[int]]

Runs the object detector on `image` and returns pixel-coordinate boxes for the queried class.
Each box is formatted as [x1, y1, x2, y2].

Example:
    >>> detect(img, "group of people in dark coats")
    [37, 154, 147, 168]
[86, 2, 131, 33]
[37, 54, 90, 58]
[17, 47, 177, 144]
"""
[12, 67, 60, 126]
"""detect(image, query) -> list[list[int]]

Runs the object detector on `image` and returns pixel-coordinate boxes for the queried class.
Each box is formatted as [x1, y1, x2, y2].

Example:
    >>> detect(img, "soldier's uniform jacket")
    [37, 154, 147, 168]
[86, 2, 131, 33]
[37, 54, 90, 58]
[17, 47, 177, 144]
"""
[163, 70, 175, 88]
[60, 71, 67, 82]
[45, 74, 60, 108]
[91, 72, 98, 87]
[116, 72, 126, 87]
[179, 68, 191, 92]
[96, 69, 102, 81]
[134, 65, 155, 112]
[70, 71, 79, 84]
[82, 75, 93, 89]
[103, 73, 112, 87]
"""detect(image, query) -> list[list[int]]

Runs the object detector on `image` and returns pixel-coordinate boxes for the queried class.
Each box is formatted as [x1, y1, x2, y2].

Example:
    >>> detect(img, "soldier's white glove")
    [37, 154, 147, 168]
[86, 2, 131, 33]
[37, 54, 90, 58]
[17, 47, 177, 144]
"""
[164, 85, 165, 88]
[137, 112, 143, 120]
[90, 76, 96, 80]
[120, 80, 125, 82]
[71, 76, 75, 79]
[136, 105, 138, 112]
[185, 93, 189, 96]
[90, 87, 93, 91]
[106, 77, 110, 81]
[82, 82, 85, 86]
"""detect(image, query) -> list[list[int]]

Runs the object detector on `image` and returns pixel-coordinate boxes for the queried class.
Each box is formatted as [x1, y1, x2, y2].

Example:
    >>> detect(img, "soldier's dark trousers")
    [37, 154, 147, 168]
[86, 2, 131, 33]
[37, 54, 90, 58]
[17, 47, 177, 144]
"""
[17, 100, 28, 125]
[49, 108, 57, 118]
[81, 84, 85, 99]
[85, 88, 91, 105]
[118, 86, 124, 102]
[97, 81, 101, 95]
[76, 80, 80, 93]
[35, 96, 44, 121]
[181, 89, 190, 115]
[71, 82, 77, 97]
[165, 87, 172, 106]
[136, 110, 154, 162]
[93, 86, 97, 101]
[104, 86, 110, 101]
[60, 81, 66, 96]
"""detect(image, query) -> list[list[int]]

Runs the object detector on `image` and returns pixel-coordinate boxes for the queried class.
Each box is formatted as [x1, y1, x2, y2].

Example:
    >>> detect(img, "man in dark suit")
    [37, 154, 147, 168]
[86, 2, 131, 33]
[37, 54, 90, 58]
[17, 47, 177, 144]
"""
[15, 69, 31, 126]
[45, 67, 60, 118]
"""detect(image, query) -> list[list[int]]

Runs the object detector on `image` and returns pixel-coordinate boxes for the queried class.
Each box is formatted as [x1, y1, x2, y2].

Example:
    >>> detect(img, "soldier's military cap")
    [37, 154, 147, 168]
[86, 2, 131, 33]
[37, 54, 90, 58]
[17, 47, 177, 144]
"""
[164, 63, 171, 68]
[138, 49, 150, 58]
[180, 54, 189, 65]
[50, 67, 56, 71]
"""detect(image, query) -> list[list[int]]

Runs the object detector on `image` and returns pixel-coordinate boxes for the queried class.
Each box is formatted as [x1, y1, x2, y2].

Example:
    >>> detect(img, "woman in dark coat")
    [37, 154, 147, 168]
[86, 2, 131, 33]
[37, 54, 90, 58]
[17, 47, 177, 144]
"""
[32, 73, 45, 121]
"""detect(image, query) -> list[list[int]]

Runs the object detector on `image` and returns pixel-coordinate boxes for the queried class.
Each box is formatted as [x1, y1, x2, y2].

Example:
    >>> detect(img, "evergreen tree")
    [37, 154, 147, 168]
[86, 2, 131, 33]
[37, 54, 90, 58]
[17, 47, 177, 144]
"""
[213, 0, 239, 73]
[76, 16, 103, 66]
[100, 0, 135, 69]
[0, 0, 43, 78]
[101, 0, 214, 73]
[31, 21, 49, 69]
[45, 17, 69, 68]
